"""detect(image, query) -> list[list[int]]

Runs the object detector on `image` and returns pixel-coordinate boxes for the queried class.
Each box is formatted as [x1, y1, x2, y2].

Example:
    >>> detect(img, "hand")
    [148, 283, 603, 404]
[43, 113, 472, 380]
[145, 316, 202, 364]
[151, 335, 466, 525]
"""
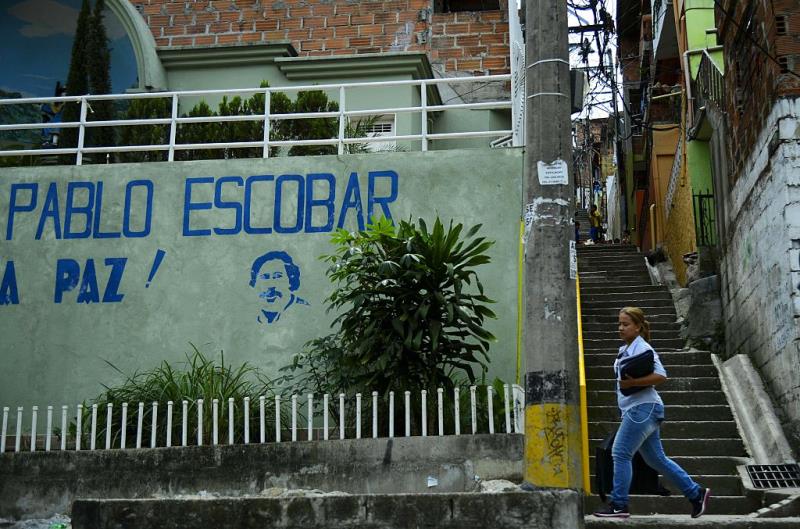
[619, 375, 637, 389]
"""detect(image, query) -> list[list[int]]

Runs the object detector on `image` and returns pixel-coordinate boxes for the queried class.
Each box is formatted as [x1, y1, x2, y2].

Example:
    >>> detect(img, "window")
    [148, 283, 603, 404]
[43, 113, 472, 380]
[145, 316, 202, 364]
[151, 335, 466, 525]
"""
[359, 115, 396, 152]
[776, 15, 788, 36]
[434, 1, 501, 13]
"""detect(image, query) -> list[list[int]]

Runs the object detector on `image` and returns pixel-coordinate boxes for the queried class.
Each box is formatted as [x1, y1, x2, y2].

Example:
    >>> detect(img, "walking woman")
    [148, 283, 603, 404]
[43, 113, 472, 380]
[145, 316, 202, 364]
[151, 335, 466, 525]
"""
[593, 306, 711, 518]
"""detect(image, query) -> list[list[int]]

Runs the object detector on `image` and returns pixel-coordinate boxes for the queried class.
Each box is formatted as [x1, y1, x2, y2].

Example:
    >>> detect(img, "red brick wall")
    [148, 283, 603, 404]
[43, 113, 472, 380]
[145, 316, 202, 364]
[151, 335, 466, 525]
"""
[129, 0, 510, 76]
[717, 0, 800, 182]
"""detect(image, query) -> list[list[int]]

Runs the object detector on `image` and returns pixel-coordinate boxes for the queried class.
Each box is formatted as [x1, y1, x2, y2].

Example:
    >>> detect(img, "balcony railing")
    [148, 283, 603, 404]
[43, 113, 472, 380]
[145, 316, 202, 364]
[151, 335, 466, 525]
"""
[691, 50, 725, 129]
[0, 75, 512, 166]
[664, 136, 683, 222]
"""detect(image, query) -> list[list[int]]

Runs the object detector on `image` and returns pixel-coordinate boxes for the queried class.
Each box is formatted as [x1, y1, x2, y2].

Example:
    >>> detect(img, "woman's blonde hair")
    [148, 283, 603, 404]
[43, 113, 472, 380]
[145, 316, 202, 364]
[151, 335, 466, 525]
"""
[620, 306, 651, 342]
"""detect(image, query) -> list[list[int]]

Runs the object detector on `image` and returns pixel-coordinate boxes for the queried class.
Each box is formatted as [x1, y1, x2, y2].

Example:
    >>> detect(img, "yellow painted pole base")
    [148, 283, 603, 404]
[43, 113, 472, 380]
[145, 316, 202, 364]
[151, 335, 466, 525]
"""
[524, 402, 583, 489]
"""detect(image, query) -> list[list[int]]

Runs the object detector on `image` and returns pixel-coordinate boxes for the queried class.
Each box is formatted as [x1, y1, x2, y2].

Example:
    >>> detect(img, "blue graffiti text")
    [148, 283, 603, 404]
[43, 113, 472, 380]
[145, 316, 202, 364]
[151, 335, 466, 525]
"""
[0, 260, 19, 305]
[54, 257, 127, 304]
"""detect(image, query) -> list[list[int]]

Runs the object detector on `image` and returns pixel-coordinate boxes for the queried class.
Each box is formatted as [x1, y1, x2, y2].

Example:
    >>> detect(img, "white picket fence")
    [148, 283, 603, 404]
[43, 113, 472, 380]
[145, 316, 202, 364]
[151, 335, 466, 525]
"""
[0, 385, 524, 454]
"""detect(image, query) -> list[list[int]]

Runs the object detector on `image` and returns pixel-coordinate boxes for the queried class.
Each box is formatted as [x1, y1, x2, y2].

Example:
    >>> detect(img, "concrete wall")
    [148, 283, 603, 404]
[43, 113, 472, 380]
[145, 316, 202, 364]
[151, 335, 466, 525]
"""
[0, 149, 523, 413]
[0, 434, 523, 520]
[70, 490, 583, 529]
[720, 97, 800, 447]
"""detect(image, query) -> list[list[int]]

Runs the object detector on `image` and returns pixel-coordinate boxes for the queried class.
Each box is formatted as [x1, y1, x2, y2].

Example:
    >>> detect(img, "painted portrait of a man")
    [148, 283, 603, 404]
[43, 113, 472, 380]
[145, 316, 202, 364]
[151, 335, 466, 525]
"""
[249, 251, 309, 324]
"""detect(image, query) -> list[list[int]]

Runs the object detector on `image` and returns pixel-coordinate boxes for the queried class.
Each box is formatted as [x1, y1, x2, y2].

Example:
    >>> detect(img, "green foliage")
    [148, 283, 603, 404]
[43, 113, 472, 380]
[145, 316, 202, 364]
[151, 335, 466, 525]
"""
[61, 0, 92, 155]
[85, 0, 115, 150]
[287, 90, 339, 156]
[281, 217, 497, 401]
[78, 345, 282, 447]
[117, 97, 171, 163]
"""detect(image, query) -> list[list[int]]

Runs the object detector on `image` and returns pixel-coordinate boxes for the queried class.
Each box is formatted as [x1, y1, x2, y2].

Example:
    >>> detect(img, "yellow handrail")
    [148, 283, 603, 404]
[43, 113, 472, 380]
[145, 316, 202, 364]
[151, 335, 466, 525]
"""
[576, 270, 592, 493]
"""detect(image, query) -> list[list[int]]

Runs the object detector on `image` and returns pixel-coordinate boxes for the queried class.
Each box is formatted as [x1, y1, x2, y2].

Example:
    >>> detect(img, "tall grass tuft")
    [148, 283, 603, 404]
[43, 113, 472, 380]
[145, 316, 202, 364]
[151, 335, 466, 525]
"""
[81, 345, 281, 448]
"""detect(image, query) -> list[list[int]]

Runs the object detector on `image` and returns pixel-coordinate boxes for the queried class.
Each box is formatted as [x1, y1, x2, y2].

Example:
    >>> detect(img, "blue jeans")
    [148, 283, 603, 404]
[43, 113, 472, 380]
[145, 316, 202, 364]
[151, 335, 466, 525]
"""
[610, 403, 701, 508]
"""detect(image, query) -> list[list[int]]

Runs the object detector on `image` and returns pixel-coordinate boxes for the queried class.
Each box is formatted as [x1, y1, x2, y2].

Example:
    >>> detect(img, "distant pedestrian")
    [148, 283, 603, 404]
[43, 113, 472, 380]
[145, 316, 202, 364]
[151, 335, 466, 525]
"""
[575, 221, 581, 244]
[589, 204, 603, 243]
[593, 306, 711, 519]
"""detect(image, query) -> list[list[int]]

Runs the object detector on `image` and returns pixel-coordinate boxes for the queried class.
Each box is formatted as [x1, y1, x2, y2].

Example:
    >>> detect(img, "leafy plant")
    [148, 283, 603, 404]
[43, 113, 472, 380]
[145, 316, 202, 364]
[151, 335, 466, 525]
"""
[281, 217, 497, 403]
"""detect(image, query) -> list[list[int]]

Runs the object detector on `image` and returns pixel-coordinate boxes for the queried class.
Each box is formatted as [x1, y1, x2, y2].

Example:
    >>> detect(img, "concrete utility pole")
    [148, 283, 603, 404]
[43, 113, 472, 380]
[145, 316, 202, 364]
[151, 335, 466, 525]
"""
[523, 0, 583, 490]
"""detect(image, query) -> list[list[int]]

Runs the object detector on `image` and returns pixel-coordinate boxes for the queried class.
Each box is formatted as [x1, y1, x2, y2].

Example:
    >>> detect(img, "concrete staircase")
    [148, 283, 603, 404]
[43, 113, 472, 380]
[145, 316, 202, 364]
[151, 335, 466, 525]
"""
[577, 244, 761, 519]
[575, 208, 593, 241]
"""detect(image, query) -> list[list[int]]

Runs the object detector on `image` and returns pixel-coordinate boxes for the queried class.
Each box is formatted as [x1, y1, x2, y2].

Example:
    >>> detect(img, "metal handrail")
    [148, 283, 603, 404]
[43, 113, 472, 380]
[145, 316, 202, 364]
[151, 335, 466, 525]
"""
[0, 75, 512, 164]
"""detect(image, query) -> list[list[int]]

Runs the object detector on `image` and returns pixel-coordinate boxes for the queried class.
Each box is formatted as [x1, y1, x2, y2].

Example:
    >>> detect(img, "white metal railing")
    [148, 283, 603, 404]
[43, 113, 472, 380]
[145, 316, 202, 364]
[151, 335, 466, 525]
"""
[0, 385, 524, 454]
[664, 135, 683, 221]
[0, 76, 512, 165]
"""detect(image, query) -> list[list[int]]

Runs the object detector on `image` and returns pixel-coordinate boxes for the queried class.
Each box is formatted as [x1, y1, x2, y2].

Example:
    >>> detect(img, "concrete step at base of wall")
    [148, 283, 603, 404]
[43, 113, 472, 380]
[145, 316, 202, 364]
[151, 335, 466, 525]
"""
[583, 494, 761, 516]
[587, 378, 721, 392]
[588, 437, 747, 457]
[590, 421, 739, 439]
[586, 391, 729, 406]
[587, 405, 733, 422]
[585, 516, 800, 529]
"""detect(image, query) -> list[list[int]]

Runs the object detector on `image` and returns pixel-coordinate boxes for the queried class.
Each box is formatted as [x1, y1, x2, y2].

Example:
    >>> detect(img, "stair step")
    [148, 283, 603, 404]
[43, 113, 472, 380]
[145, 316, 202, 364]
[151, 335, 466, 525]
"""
[588, 438, 747, 457]
[584, 351, 713, 367]
[588, 454, 742, 476]
[582, 323, 681, 333]
[590, 421, 739, 439]
[585, 516, 800, 529]
[577, 245, 639, 253]
[580, 287, 671, 297]
[586, 391, 729, 406]
[583, 310, 677, 319]
[582, 291, 673, 302]
[584, 299, 675, 309]
[588, 378, 721, 392]
[584, 314, 677, 324]
[588, 405, 732, 422]
[587, 475, 746, 497]
[583, 338, 685, 350]
[586, 364, 718, 379]
[583, 494, 760, 516]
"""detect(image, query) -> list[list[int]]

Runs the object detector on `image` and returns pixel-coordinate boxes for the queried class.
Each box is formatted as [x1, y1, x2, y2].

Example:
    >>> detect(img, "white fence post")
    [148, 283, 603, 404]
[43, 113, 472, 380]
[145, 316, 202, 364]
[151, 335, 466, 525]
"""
[470, 386, 477, 434]
[388, 391, 395, 438]
[487, 387, 495, 434]
[291, 394, 298, 442]
[30, 406, 38, 452]
[244, 396, 250, 444]
[404, 391, 411, 437]
[323, 393, 329, 441]
[120, 403, 129, 449]
[212, 399, 219, 446]
[150, 402, 158, 448]
[421, 80, 428, 151]
[372, 391, 378, 439]
[75, 404, 83, 451]
[227, 398, 234, 445]
[307, 394, 314, 441]
[60, 405, 68, 451]
[168, 93, 178, 162]
[181, 400, 188, 447]
[196, 399, 204, 446]
[437, 388, 444, 436]
[90, 404, 97, 451]
[105, 403, 113, 450]
[15, 407, 23, 453]
[355, 393, 362, 439]
[275, 395, 281, 443]
[337, 86, 346, 155]
[136, 402, 143, 449]
[46, 405, 53, 452]
[263, 90, 271, 158]
[339, 393, 345, 440]
[503, 383, 511, 433]
[76, 98, 87, 166]
[421, 390, 427, 437]
[259, 395, 266, 444]
[166, 401, 173, 448]
[454, 388, 460, 436]
[1, 407, 7, 453]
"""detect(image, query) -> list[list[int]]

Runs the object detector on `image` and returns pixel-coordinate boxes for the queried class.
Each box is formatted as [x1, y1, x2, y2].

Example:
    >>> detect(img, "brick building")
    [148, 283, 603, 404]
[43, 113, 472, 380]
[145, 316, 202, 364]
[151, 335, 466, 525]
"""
[129, 0, 511, 81]
[710, 0, 800, 446]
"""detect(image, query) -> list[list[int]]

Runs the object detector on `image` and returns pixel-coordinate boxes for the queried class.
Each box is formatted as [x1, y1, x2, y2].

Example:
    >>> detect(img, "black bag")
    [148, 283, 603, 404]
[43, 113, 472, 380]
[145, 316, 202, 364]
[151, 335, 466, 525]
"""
[618, 349, 655, 396]
[594, 429, 672, 502]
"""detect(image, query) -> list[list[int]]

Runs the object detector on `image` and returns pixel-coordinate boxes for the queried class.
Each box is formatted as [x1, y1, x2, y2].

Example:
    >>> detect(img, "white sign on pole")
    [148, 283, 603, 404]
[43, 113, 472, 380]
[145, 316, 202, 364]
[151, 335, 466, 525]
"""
[537, 159, 569, 185]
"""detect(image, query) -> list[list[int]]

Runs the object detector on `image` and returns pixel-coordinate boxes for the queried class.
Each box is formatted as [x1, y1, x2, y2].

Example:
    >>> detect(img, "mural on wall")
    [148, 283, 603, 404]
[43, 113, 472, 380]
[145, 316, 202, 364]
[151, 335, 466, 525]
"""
[0, 150, 523, 409]
[250, 250, 309, 324]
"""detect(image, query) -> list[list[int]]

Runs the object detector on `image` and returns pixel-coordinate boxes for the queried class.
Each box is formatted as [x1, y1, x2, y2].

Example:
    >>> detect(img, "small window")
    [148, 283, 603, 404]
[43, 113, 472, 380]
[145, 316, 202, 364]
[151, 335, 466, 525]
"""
[356, 115, 396, 152]
[434, 1, 501, 13]
[776, 15, 788, 36]
[778, 56, 790, 74]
